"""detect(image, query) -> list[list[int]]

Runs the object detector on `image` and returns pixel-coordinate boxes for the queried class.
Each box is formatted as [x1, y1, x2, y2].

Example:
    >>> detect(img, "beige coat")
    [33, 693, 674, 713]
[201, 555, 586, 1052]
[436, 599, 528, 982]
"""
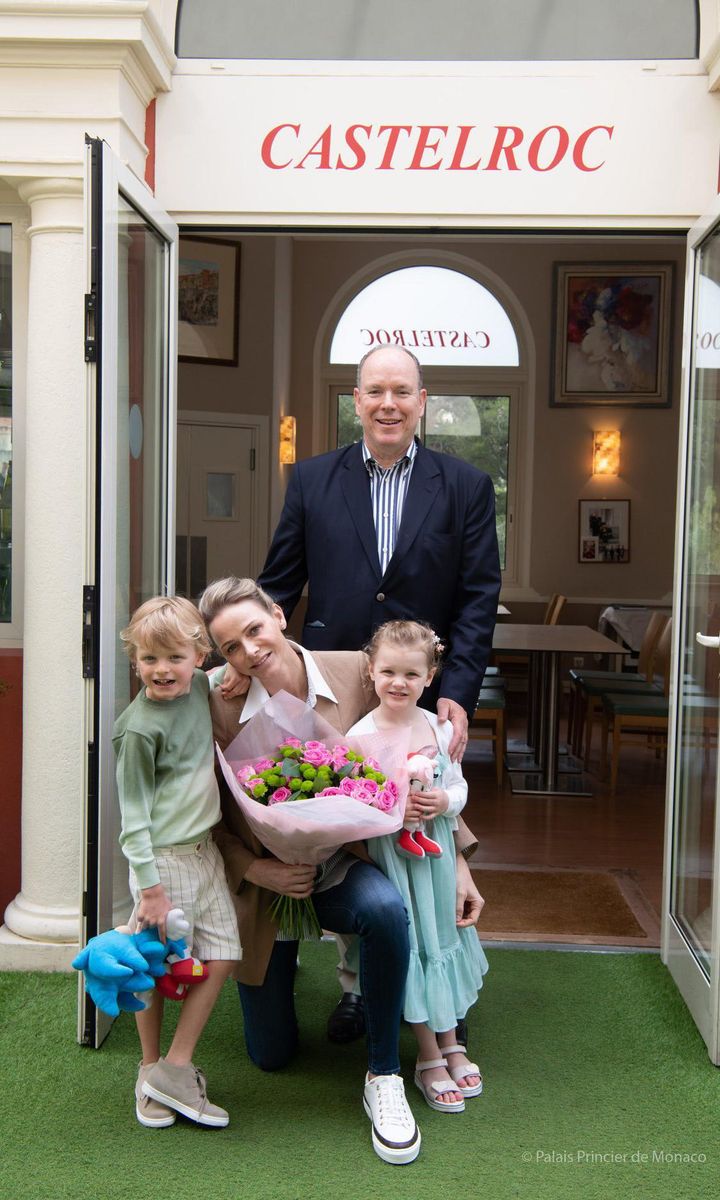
[210, 649, 476, 985]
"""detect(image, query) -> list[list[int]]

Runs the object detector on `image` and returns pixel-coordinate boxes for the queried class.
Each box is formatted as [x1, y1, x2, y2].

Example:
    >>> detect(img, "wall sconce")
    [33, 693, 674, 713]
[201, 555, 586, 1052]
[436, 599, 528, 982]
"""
[279, 415, 296, 465]
[592, 430, 620, 476]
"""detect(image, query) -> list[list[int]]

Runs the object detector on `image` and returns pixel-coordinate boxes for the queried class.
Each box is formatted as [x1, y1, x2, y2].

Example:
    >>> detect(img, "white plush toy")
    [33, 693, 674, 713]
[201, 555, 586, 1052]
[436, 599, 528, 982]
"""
[396, 752, 443, 861]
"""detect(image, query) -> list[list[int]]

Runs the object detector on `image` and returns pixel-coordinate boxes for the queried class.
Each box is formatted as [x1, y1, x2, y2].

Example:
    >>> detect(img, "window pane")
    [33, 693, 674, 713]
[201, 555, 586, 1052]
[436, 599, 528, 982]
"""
[177, 0, 697, 61]
[337, 393, 362, 447]
[0, 226, 12, 623]
[335, 391, 509, 568]
[425, 395, 509, 569]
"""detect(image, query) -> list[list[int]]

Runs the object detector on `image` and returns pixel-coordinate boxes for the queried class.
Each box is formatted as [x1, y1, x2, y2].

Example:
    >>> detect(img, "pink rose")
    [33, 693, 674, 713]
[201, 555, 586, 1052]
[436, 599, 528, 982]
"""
[363, 756, 381, 772]
[351, 786, 376, 804]
[254, 757, 275, 772]
[382, 779, 399, 803]
[373, 787, 396, 813]
[359, 778, 379, 795]
[282, 737, 302, 749]
[329, 747, 350, 769]
[339, 777, 358, 796]
[268, 786, 292, 805]
[303, 745, 332, 767]
[236, 765, 256, 783]
[317, 786, 343, 796]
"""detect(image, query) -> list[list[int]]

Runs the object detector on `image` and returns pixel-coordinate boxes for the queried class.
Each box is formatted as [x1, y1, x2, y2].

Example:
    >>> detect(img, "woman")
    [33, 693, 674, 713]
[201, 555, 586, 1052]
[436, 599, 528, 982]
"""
[199, 576, 483, 1166]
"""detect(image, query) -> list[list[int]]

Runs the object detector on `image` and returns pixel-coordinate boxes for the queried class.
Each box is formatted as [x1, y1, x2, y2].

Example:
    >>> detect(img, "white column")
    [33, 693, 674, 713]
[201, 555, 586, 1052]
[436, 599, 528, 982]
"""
[0, 177, 85, 969]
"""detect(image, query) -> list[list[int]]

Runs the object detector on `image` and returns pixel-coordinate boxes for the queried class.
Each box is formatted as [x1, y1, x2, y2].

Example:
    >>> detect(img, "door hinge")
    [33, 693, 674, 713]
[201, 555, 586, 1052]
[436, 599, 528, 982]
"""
[249, 448, 256, 471]
[84, 292, 97, 362]
[82, 585, 97, 678]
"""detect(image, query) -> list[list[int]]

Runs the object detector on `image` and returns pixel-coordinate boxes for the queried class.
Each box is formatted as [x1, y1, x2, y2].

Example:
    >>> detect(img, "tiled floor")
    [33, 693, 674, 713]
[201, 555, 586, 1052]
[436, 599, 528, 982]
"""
[462, 709, 666, 924]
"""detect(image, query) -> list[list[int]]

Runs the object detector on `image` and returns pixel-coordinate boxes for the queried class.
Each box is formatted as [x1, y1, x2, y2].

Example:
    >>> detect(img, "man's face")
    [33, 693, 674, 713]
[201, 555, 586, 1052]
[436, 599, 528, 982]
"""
[353, 348, 426, 465]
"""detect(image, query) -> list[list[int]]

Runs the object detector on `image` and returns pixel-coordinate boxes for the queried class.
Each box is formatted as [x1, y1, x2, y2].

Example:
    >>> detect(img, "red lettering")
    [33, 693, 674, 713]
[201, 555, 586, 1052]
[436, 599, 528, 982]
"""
[336, 124, 372, 171]
[462, 332, 475, 348]
[476, 331, 490, 348]
[449, 330, 461, 347]
[360, 328, 374, 345]
[447, 126, 482, 171]
[433, 330, 447, 347]
[573, 125, 614, 171]
[420, 330, 433, 347]
[409, 330, 421, 347]
[485, 126, 523, 171]
[261, 123, 300, 169]
[295, 126, 333, 170]
[377, 126, 413, 170]
[528, 125, 570, 172]
[376, 329, 391, 344]
[392, 330, 407, 346]
[408, 126, 448, 170]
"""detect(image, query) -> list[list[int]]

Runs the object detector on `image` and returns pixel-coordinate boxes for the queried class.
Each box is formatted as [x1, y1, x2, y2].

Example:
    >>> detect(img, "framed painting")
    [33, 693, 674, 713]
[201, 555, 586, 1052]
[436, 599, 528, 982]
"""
[552, 263, 673, 406]
[178, 237, 240, 366]
[579, 499, 630, 563]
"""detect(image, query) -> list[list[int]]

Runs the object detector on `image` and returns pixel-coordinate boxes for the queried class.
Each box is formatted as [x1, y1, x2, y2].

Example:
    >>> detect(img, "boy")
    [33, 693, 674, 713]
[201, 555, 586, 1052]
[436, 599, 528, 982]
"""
[114, 595, 241, 1129]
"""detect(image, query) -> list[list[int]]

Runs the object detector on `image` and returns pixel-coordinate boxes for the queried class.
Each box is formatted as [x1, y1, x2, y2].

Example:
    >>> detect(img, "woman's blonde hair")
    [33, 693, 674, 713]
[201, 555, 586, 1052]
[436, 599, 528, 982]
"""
[120, 595, 211, 660]
[364, 620, 444, 672]
[198, 576, 277, 631]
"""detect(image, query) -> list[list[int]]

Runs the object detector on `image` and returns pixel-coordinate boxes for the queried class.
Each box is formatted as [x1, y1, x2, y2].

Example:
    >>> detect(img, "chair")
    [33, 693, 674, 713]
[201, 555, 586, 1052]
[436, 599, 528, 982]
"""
[568, 611, 669, 762]
[469, 687, 506, 786]
[492, 593, 567, 674]
[599, 619, 674, 794]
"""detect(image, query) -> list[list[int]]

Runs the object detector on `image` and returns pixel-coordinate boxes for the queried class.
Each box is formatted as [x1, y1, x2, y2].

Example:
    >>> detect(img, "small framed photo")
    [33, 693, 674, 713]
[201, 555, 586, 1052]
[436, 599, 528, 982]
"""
[579, 500, 630, 563]
[552, 263, 673, 407]
[178, 237, 240, 366]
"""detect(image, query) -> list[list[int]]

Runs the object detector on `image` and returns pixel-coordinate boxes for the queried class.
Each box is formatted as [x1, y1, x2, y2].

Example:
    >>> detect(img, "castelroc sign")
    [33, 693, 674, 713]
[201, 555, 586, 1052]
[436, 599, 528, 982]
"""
[260, 123, 614, 173]
[155, 71, 720, 219]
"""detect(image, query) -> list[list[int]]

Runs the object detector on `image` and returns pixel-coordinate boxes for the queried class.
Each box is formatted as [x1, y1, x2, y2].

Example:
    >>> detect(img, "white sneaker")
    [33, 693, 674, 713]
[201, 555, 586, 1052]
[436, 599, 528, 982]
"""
[363, 1073, 421, 1164]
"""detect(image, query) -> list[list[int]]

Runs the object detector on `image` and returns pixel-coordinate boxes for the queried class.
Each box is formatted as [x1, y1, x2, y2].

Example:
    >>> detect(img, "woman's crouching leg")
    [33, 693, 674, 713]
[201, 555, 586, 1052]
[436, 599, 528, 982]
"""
[236, 940, 299, 1071]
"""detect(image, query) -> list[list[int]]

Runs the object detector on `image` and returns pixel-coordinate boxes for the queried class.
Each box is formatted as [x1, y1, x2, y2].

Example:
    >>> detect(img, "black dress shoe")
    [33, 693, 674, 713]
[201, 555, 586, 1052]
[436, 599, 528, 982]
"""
[327, 993, 366, 1043]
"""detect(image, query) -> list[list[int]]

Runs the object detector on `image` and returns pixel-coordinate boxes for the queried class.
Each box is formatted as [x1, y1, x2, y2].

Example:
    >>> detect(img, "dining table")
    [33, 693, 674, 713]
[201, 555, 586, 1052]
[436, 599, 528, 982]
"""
[491, 623, 626, 796]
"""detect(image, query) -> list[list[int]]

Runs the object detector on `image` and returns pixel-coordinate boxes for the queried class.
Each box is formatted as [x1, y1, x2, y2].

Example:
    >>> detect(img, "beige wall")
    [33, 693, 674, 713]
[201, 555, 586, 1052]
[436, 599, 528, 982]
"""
[180, 231, 685, 607]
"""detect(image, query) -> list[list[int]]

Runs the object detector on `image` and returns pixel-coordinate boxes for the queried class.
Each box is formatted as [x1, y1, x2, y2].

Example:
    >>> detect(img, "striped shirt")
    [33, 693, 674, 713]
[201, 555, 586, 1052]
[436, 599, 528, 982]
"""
[362, 438, 418, 575]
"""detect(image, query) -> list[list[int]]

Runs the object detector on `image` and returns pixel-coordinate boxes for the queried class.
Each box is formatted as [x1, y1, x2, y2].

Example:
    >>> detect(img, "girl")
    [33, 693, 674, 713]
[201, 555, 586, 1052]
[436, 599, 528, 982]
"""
[347, 620, 488, 1113]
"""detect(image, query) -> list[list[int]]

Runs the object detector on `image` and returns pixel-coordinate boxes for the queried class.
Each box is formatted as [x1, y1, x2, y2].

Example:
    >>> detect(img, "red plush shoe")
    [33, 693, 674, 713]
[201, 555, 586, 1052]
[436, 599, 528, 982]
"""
[156, 957, 209, 1001]
[413, 830, 443, 857]
[396, 828, 425, 859]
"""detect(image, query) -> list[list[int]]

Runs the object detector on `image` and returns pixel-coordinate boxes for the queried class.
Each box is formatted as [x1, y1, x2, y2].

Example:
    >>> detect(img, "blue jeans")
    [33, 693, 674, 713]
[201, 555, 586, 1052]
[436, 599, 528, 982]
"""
[237, 860, 409, 1076]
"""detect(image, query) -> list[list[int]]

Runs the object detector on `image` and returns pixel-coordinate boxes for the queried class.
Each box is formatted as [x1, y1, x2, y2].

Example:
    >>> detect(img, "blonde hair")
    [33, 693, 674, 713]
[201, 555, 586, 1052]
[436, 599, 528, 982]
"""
[120, 596, 211, 661]
[198, 576, 277, 631]
[365, 620, 443, 672]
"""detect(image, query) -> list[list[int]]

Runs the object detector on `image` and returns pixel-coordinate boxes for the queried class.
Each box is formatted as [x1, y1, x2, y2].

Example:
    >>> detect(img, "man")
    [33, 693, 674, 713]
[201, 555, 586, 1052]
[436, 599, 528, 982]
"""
[259, 344, 501, 755]
[257, 344, 501, 1041]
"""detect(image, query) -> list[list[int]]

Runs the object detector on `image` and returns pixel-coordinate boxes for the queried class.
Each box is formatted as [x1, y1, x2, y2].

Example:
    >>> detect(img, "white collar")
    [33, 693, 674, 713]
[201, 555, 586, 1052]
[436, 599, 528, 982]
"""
[239, 640, 338, 724]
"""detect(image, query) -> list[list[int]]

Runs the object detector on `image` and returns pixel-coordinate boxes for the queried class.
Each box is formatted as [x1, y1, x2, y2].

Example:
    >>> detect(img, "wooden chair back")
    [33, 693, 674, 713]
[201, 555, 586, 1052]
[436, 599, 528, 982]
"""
[652, 618, 673, 697]
[637, 611, 669, 679]
[544, 594, 567, 625]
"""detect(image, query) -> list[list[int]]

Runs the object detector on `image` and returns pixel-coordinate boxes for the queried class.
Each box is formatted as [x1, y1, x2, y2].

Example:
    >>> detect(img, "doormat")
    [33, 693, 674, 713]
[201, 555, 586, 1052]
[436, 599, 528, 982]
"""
[472, 865, 661, 947]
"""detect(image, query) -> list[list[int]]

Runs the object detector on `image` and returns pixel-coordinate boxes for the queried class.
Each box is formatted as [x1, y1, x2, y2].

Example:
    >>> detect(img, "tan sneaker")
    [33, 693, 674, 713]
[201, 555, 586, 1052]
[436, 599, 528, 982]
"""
[135, 1062, 176, 1128]
[142, 1058, 229, 1127]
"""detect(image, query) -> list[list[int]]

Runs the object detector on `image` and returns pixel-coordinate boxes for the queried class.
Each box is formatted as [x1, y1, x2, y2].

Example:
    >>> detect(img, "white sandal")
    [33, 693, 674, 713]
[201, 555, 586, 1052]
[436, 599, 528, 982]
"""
[442, 1044, 483, 1098]
[413, 1057, 465, 1113]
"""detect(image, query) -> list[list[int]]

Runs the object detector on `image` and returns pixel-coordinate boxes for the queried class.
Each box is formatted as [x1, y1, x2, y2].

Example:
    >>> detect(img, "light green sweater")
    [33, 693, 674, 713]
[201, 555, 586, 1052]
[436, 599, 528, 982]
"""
[113, 669, 220, 889]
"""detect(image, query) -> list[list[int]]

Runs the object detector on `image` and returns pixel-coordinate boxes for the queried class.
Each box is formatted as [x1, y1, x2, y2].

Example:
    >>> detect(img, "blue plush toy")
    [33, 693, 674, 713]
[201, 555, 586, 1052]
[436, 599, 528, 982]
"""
[72, 911, 190, 1018]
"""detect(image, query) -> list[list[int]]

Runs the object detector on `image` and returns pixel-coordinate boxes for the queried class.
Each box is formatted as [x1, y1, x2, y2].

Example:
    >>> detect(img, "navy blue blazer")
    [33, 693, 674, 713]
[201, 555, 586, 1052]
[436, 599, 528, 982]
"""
[258, 439, 501, 715]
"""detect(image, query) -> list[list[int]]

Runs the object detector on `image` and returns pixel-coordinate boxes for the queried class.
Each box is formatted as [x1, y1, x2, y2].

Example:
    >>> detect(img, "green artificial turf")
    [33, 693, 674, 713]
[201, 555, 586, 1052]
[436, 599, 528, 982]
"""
[1, 945, 718, 1200]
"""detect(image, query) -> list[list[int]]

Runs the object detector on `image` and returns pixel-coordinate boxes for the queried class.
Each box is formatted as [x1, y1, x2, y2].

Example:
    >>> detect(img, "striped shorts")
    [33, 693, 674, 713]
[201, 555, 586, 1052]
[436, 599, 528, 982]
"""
[128, 836, 242, 962]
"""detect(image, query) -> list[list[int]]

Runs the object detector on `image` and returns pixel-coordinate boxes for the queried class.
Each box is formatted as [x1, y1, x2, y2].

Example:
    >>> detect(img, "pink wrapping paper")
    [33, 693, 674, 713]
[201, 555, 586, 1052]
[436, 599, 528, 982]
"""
[215, 691, 408, 865]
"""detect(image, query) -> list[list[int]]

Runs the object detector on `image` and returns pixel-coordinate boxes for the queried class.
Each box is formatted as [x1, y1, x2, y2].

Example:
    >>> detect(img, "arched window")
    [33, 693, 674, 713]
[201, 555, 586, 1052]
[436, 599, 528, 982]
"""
[327, 265, 527, 581]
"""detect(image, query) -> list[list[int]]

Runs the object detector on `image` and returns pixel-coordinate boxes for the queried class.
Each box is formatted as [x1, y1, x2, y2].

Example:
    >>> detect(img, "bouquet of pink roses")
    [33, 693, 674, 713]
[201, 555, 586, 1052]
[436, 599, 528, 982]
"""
[215, 691, 408, 939]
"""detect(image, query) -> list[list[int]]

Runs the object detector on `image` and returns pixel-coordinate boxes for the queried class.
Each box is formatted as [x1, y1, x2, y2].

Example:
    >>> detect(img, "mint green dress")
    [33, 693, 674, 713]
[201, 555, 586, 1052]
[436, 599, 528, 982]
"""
[347, 710, 488, 1033]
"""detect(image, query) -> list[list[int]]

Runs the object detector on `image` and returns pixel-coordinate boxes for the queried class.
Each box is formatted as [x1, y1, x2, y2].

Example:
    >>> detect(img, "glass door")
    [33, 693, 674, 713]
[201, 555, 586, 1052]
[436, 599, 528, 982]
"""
[80, 139, 178, 1046]
[664, 199, 720, 1063]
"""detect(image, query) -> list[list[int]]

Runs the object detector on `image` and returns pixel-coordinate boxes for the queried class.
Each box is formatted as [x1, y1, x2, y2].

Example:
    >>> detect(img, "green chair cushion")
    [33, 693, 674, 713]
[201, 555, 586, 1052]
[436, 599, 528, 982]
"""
[602, 693, 668, 717]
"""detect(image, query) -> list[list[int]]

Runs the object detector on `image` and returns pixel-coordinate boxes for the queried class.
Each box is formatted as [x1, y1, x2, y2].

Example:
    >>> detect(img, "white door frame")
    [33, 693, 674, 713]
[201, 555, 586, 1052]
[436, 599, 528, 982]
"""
[661, 192, 720, 1063]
